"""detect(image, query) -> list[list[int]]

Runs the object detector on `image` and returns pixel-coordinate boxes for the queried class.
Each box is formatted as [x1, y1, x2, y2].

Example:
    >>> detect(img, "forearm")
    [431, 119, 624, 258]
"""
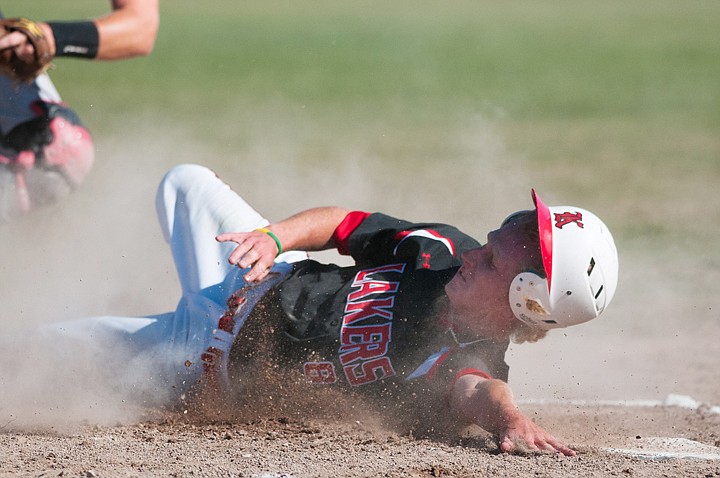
[216, 206, 352, 283]
[37, 0, 158, 60]
[449, 374, 575, 455]
[265, 207, 351, 253]
[449, 375, 519, 435]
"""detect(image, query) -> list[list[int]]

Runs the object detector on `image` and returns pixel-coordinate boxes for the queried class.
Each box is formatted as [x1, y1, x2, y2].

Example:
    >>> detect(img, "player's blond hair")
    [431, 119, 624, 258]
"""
[511, 321, 548, 344]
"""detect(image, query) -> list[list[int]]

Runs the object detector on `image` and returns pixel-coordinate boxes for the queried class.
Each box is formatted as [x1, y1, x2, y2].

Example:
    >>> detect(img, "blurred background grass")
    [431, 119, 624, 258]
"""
[2, 0, 719, 403]
[11, 0, 718, 248]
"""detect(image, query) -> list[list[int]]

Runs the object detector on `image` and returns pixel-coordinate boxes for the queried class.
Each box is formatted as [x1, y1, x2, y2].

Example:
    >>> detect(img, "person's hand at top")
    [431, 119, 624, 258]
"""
[0, 0, 159, 67]
[0, 22, 54, 62]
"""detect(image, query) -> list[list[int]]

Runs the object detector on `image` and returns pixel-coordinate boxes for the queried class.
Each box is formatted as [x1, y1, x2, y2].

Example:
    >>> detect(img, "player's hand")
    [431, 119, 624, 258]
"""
[0, 22, 55, 56]
[497, 410, 576, 456]
[0, 20, 55, 82]
[0, 30, 32, 57]
[216, 230, 279, 283]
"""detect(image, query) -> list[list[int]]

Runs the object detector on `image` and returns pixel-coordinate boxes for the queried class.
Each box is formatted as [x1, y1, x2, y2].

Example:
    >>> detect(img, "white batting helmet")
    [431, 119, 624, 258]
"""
[509, 190, 619, 329]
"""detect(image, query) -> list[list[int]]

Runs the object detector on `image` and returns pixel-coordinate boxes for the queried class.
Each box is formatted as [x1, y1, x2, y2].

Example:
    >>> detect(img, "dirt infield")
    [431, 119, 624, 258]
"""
[1, 401, 718, 478]
[1, 124, 718, 477]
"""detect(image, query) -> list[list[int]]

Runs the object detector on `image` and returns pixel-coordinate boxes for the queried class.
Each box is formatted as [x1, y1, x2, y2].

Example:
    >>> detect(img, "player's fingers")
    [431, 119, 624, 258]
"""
[218, 232, 276, 277]
[499, 436, 515, 453]
[15, 44, 38, 63]
[544, 438, 576, 456]
[244, 260, 272, 283]
[531, 434, 575, 456]
[557, 445, 576, 456]
[228, 243, 257, 269]
[216, 233, 254, 265]
[216, 232, 245, 244]
[0, 31, 26, 51]
[237, 247, 263, 269]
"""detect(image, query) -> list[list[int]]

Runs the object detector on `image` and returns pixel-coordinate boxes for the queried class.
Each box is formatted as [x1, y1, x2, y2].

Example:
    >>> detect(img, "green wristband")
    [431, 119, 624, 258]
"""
[255, 228, 283, 256]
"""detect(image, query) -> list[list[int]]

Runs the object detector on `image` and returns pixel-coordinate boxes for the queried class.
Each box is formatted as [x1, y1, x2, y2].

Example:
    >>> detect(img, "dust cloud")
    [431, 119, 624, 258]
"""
[0, 329, 170, 432]
[1, 112, 714, 432]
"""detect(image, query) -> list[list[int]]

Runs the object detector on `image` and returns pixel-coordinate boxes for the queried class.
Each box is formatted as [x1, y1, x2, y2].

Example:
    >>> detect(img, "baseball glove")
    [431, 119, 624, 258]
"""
[0, 18, 54, 83]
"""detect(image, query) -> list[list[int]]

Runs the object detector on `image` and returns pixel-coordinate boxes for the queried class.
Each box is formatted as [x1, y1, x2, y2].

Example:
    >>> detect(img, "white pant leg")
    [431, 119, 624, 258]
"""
[43, 313, 183, 379]
[154, 164, 309, 391]
[155, 164, 307, 299]
[1, 311, 197, 410]
[155, 164, 271, 296]
[3, 165, 307, 410]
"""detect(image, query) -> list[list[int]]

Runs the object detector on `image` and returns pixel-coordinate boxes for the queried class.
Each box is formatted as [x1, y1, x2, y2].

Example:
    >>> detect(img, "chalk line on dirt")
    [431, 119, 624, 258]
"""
[518, 393, 720, 414]
[519, 393, 720, 461]
[606, 437, 720, 461]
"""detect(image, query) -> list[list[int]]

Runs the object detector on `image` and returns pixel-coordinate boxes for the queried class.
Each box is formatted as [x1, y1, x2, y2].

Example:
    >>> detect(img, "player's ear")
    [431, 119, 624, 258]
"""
[508, 272, 556, 329]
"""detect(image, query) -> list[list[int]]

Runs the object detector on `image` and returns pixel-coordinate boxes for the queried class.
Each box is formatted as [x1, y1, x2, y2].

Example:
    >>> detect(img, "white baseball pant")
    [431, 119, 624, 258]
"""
[33, 164, 306, 405]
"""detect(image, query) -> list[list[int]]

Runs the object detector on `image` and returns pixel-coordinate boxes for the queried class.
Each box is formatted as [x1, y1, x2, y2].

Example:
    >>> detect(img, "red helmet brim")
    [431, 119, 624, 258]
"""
[532, 189, 553, 292]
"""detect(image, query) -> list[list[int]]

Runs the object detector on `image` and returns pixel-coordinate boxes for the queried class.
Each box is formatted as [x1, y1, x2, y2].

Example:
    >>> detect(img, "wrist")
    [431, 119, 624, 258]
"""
[473, 378, 520, 429]
[495, 402, 524, 431]
[46, 21, 99, 58]
[38, 22, 57, 57]
[255, 227, 283, 257]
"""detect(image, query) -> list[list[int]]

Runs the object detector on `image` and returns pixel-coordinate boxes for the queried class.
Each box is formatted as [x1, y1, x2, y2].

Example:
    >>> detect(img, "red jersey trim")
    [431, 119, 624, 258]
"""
[444, 368, 494, 405]
[424, 347, 454, 382]
[447, 367, 493, 390]
[393, 229, 456, 257]
[454, 367, 493, 381]
[333, 211, 371, 256]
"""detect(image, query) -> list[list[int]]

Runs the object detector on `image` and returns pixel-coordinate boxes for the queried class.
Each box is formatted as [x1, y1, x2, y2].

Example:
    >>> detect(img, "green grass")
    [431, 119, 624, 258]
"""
[6, 0, 720, 256]
[14, 1, 719, 120]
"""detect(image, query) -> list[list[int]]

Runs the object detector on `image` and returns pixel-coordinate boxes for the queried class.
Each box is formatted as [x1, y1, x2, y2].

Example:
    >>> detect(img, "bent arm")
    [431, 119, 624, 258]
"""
[93, 0, 159, 59]
[449, 374, 576, 456]
[265, 206, 351, 253]
[5, 0, 159, 61]
[216, 206, 351, 282]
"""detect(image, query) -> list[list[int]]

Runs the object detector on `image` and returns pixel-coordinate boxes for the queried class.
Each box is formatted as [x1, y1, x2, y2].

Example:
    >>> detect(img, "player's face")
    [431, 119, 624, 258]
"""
[445, 221, 539, 339]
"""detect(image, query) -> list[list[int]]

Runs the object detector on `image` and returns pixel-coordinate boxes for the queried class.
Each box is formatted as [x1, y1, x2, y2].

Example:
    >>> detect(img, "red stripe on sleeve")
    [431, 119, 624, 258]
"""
[447, 367, 493, 390]
[332, 211, 371, 256]
[393, 230, 411, 241]
[454, 368, 493, 381]
[444, 368, 494, 405]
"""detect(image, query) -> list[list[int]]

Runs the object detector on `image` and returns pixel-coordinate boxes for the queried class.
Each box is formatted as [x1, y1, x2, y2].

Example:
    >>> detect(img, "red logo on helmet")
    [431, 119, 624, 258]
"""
[554, 212, 584, 229]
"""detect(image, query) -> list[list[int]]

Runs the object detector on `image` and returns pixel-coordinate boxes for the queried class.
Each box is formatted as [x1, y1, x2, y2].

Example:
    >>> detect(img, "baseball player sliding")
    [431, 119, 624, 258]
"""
[24, 163, 619, 456]
[0, 1, 159, 223]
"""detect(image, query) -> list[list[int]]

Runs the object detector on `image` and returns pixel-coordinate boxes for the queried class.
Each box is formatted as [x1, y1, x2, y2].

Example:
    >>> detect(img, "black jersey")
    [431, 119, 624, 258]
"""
[229, 212, 510, 399]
